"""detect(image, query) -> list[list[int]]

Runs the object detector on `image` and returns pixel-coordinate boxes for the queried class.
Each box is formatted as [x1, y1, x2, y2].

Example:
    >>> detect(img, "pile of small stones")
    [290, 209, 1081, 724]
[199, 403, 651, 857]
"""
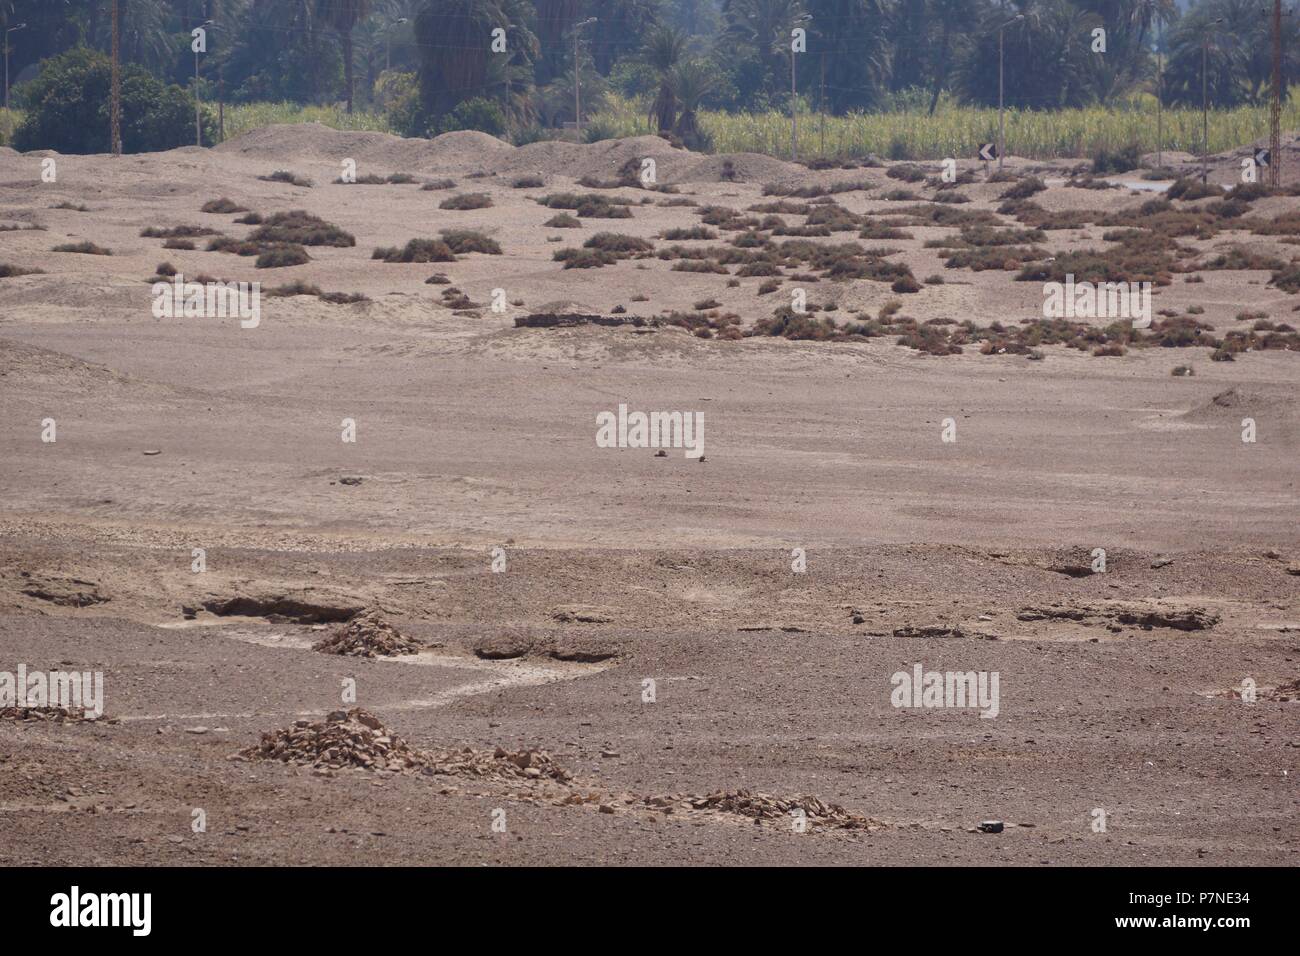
[312, 610, 421, 658]
[239, 709, 572, 783]
[643, 789, 881, 830]
[239, 708, 426, 771]
[0, 706, 91, 723]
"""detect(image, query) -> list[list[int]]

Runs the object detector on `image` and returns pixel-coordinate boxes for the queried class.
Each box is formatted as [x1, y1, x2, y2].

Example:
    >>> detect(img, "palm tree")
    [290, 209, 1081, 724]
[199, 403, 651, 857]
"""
[644, 24, 687, 132]
[925, 0, 985, 115]
[414, 0, 537, 124]
[668, 57, 717, 148]
[89, 0, 173, 70]
[722, 0, 808, 98]
[804, 0, 892, 113]
[318, 0, 370, 112]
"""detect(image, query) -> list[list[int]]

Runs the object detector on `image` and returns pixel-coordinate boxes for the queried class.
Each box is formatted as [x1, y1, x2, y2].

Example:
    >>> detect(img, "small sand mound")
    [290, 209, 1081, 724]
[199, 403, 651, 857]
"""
[312, 609, 420, 657]
[239, 708, 426, 771]
[646, 789, 881, 831]
[1181, 387, 1296, 424]
[215, 123, 510, 171]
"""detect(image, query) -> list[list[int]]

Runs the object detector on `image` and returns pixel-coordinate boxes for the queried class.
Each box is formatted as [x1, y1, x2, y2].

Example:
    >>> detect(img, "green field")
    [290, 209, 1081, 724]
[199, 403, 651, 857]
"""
[4, 98, 1293, 161]
[591, 94, 1296, 161]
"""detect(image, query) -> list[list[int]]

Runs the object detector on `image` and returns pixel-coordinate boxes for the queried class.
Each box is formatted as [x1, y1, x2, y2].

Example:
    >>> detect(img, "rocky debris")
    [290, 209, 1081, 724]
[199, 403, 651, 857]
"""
[893, 625, 965, 639]
[312, 609, 420, 658]
[1114, 605, 1219, 631]
[472, 631, 533, 659]
[199, 588, 364, 623]
[239, 709, 426, 772]
[19, 572, 108, 607]
[1017, 602, 1218, 631]
[423, 745, 573, 783]
[1151, 557, 1174, 569]
[1259, 678, 1300, 702]
[1286, 562, 1300, 576]
[1017, 606, 1090, 621]
[551, 604, 615, 624]
[239, 709, 573, 783]
[338, 476, 364, 486]
[977, 820, 1005, 834]
[645, 790, 881, 831]
[0, 705, 92, 723]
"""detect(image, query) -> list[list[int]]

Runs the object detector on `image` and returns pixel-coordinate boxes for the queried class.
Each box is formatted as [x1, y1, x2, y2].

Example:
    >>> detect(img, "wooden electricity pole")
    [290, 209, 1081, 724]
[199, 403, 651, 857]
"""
[110, 0, 122, 155]
[1271, 0, 1283, 188]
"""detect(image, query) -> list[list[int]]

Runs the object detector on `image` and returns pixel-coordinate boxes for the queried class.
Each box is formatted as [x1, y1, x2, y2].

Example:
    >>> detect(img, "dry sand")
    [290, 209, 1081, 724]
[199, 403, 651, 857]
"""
[0, 126, 1295, 865]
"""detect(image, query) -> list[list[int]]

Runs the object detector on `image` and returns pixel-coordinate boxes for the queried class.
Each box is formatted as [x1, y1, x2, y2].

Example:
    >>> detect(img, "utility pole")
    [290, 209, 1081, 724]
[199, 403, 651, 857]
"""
[998, 14, 1024, 172]
[195, 20, 212, 148]
[791, 47, 797, 160]
[1156, 18, 1163, 170]
[3, 22, 24, 113]
[111, 0, 122, 156]
[1270, 0, 1283, 188]
[791, 13, 810, 161]
[819, 51, 826, 158]
[573, 18, 596, 139]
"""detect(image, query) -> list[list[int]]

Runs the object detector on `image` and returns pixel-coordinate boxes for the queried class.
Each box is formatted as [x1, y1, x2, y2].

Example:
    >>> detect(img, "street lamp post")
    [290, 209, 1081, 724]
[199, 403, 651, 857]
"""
[4, 22, 25, 113]
[1202, 18, 1224, 183]
[573, 18, 596, 139]
[998, 14, 1024, 172]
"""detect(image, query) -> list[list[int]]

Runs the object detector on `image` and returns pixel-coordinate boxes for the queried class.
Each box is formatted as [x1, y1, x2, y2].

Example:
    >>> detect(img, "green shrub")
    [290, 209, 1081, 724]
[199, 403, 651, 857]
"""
[13, 48, 214, 153]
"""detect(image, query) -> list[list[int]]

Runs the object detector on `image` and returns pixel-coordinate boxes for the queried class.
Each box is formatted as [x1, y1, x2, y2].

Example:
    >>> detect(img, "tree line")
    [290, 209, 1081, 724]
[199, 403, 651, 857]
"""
[2, 1, 1295, 151]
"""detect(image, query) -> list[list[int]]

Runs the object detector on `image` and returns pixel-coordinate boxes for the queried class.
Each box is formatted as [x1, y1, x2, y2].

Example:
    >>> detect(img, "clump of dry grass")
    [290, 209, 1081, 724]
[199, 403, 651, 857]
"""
[250, 210, 355, 247]
[372, 238, 456, 263]
[258, 170, 314, 188]
[554, 247, 617, 269]
[0, 262, 45, 278]
[538, 193, 633, 218]
[202, 198, 248, 214]
[661, 225, 716, 241]
[255, 244, 310, 268]
[440, 193, 493, 211]
[440, 229, 502, 255]
[584, 233, 654, 256]
[53, 240, 111, 255]
[421, 179, 457, 191]
[544, 213, 581, 228]
[999, 176, 1047, 200]
[141, 224, 220, 239]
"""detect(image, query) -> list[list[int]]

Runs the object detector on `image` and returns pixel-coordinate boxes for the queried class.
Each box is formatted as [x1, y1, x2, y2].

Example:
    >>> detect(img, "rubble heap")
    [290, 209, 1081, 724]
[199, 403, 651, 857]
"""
[240, 710, 573, 783]
[1260, 678, 1300, 702]
[240, 708, 426, 771]
[423, 745, 573, 783]
[0, 705, 91, 723]
[647, 789, 881, 831]
[312, 610, 421, 658]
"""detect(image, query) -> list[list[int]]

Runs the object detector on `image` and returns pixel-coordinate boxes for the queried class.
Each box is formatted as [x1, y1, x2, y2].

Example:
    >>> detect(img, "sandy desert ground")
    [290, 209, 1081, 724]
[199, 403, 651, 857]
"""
[0, 125, 1296, 865]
